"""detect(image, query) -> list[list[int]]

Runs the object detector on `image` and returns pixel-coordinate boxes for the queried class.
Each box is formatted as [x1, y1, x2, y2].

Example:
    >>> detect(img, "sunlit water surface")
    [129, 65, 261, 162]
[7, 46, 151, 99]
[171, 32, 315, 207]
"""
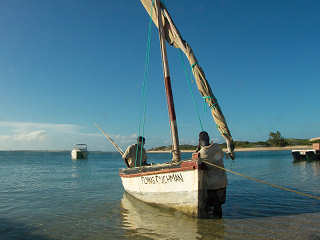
[0, 151, 320, 240]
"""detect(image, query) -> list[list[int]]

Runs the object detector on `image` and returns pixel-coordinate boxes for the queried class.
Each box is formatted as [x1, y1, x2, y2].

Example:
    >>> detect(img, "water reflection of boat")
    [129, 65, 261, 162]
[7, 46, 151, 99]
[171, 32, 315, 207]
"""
[71, 157, 88, 178]
[294, 160, 320, 177]
[120, 192, 225, 240]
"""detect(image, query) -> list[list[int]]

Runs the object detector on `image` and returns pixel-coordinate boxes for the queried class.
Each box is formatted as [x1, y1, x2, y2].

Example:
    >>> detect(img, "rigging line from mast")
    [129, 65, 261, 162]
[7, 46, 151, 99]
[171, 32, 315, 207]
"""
[179, 50, 204, 132]
[140, 0, 235, 159]
[135, 0, 154, 167]
[162, 7, 235, 159]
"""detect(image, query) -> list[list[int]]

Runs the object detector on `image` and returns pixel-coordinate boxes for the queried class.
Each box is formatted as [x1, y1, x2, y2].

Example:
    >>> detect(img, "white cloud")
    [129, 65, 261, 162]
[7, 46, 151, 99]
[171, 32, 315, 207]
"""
[0, 131, 47, 150]
[0, 121, 79, 133]
[0, 121, 188, 151]
[111, 133, 137, 144]
[0, 121, 139, 151]
[13, 130, 47, 142]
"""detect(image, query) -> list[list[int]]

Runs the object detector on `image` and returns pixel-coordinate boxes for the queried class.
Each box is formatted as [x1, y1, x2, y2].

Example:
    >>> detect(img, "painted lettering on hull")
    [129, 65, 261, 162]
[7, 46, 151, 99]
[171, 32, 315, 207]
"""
[141, 173, 184, 184]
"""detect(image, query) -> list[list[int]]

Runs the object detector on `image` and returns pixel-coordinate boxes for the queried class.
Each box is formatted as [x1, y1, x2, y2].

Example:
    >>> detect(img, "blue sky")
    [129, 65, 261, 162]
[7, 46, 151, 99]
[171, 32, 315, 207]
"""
[0, 0, 319, 151]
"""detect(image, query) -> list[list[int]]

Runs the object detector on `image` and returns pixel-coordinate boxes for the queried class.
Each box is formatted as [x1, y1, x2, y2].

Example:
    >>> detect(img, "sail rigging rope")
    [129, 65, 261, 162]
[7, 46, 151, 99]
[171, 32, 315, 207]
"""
[203, 160, 320, 201]
[139, 0, 235, 158]
[202, 96, 218, 112]
[135, 0, 155, 167]
[179, 50, 204, 131]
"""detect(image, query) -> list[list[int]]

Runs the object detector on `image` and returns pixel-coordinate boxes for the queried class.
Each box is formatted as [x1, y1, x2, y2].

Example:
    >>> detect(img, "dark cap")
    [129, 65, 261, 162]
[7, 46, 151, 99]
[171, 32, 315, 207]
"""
[199, 131, 210, 147]
[137, 136, 145, 143]
[199, 131, 209, 141]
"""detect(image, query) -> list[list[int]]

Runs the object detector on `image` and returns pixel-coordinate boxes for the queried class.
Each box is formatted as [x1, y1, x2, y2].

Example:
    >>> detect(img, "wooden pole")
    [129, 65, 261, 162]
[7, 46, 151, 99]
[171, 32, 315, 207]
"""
[94, 123, 130, 167]
[155, 0, 180, 162]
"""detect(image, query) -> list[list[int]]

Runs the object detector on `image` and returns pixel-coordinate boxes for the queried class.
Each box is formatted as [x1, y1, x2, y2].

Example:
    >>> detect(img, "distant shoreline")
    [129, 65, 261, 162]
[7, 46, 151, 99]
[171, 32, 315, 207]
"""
[147, 145, 313, 153]
[0, 145, 313, 153]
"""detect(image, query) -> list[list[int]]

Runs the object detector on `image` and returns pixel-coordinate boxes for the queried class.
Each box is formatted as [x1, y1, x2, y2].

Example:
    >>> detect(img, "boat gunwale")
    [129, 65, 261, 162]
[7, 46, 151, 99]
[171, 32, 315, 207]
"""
[119, 160, 199, 178]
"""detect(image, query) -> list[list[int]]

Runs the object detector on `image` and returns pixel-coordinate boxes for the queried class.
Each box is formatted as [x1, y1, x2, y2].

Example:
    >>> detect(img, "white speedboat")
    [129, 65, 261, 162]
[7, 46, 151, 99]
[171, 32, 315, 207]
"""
[71, 144, 88, 160]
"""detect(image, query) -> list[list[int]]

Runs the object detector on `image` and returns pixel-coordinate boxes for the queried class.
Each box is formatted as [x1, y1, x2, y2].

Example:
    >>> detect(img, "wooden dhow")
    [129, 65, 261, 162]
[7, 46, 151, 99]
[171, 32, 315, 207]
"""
[120, 160, 204, 216]
[117, 0, 235, 218]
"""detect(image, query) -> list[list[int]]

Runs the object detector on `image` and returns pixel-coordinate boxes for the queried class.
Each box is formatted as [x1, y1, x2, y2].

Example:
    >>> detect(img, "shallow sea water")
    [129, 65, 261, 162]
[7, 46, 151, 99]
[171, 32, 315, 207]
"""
[0, 151, 320, 240]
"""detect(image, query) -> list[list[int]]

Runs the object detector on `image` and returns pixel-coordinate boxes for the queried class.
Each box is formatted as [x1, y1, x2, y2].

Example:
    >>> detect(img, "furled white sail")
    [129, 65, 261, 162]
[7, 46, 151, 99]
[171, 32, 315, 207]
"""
[140, 0, 235, 159]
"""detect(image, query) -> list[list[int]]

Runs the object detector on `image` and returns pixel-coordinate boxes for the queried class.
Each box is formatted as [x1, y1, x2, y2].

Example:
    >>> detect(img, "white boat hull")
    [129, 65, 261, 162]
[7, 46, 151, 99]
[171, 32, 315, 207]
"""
[71, 149, 88, 160]
[119, 160, 209, 217]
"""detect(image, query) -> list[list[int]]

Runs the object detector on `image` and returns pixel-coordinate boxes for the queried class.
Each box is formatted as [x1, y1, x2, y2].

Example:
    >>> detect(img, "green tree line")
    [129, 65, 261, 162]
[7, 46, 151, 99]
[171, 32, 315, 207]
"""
[149, 131, 313, 151]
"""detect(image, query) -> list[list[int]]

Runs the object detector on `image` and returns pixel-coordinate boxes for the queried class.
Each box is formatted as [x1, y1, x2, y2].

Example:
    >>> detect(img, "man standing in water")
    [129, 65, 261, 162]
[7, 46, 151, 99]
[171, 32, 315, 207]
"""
[122, 136, 148, 168]
[195, 131, 227, 218]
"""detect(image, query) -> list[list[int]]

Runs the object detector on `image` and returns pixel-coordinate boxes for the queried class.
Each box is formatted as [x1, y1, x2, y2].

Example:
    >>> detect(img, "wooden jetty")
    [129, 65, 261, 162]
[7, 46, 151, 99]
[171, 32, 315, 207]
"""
[292, 143, 320, 162]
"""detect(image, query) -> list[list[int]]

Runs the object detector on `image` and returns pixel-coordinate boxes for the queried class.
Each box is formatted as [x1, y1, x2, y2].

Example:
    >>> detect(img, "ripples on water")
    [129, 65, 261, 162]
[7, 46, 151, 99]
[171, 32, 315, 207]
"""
[0, 151, 320, 240]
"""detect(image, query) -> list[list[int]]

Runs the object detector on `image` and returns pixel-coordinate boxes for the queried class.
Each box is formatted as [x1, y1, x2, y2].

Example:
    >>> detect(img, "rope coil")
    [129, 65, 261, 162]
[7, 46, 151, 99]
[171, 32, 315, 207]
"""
[202, 96, 218, 111]
[191, 62, 198, 69]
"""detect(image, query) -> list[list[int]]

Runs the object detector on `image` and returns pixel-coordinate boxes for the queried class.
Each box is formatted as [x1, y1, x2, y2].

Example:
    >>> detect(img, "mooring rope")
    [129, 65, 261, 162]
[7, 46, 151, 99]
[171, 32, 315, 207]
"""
[202, 160, 320, 201]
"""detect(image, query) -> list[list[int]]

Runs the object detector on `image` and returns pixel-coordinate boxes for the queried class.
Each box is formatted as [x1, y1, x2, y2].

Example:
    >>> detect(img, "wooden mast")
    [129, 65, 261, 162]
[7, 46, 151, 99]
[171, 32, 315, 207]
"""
[155, 0, 180, 162]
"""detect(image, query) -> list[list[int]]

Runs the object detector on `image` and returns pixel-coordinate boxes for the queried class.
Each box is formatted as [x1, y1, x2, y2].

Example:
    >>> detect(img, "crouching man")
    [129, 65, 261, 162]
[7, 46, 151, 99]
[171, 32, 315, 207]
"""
[122, 136, 148, 168]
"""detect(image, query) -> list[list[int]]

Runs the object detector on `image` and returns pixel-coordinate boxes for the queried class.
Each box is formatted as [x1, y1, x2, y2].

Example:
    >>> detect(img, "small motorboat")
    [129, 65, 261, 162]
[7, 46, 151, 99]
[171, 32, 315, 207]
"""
[71, 144, 88, 160]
